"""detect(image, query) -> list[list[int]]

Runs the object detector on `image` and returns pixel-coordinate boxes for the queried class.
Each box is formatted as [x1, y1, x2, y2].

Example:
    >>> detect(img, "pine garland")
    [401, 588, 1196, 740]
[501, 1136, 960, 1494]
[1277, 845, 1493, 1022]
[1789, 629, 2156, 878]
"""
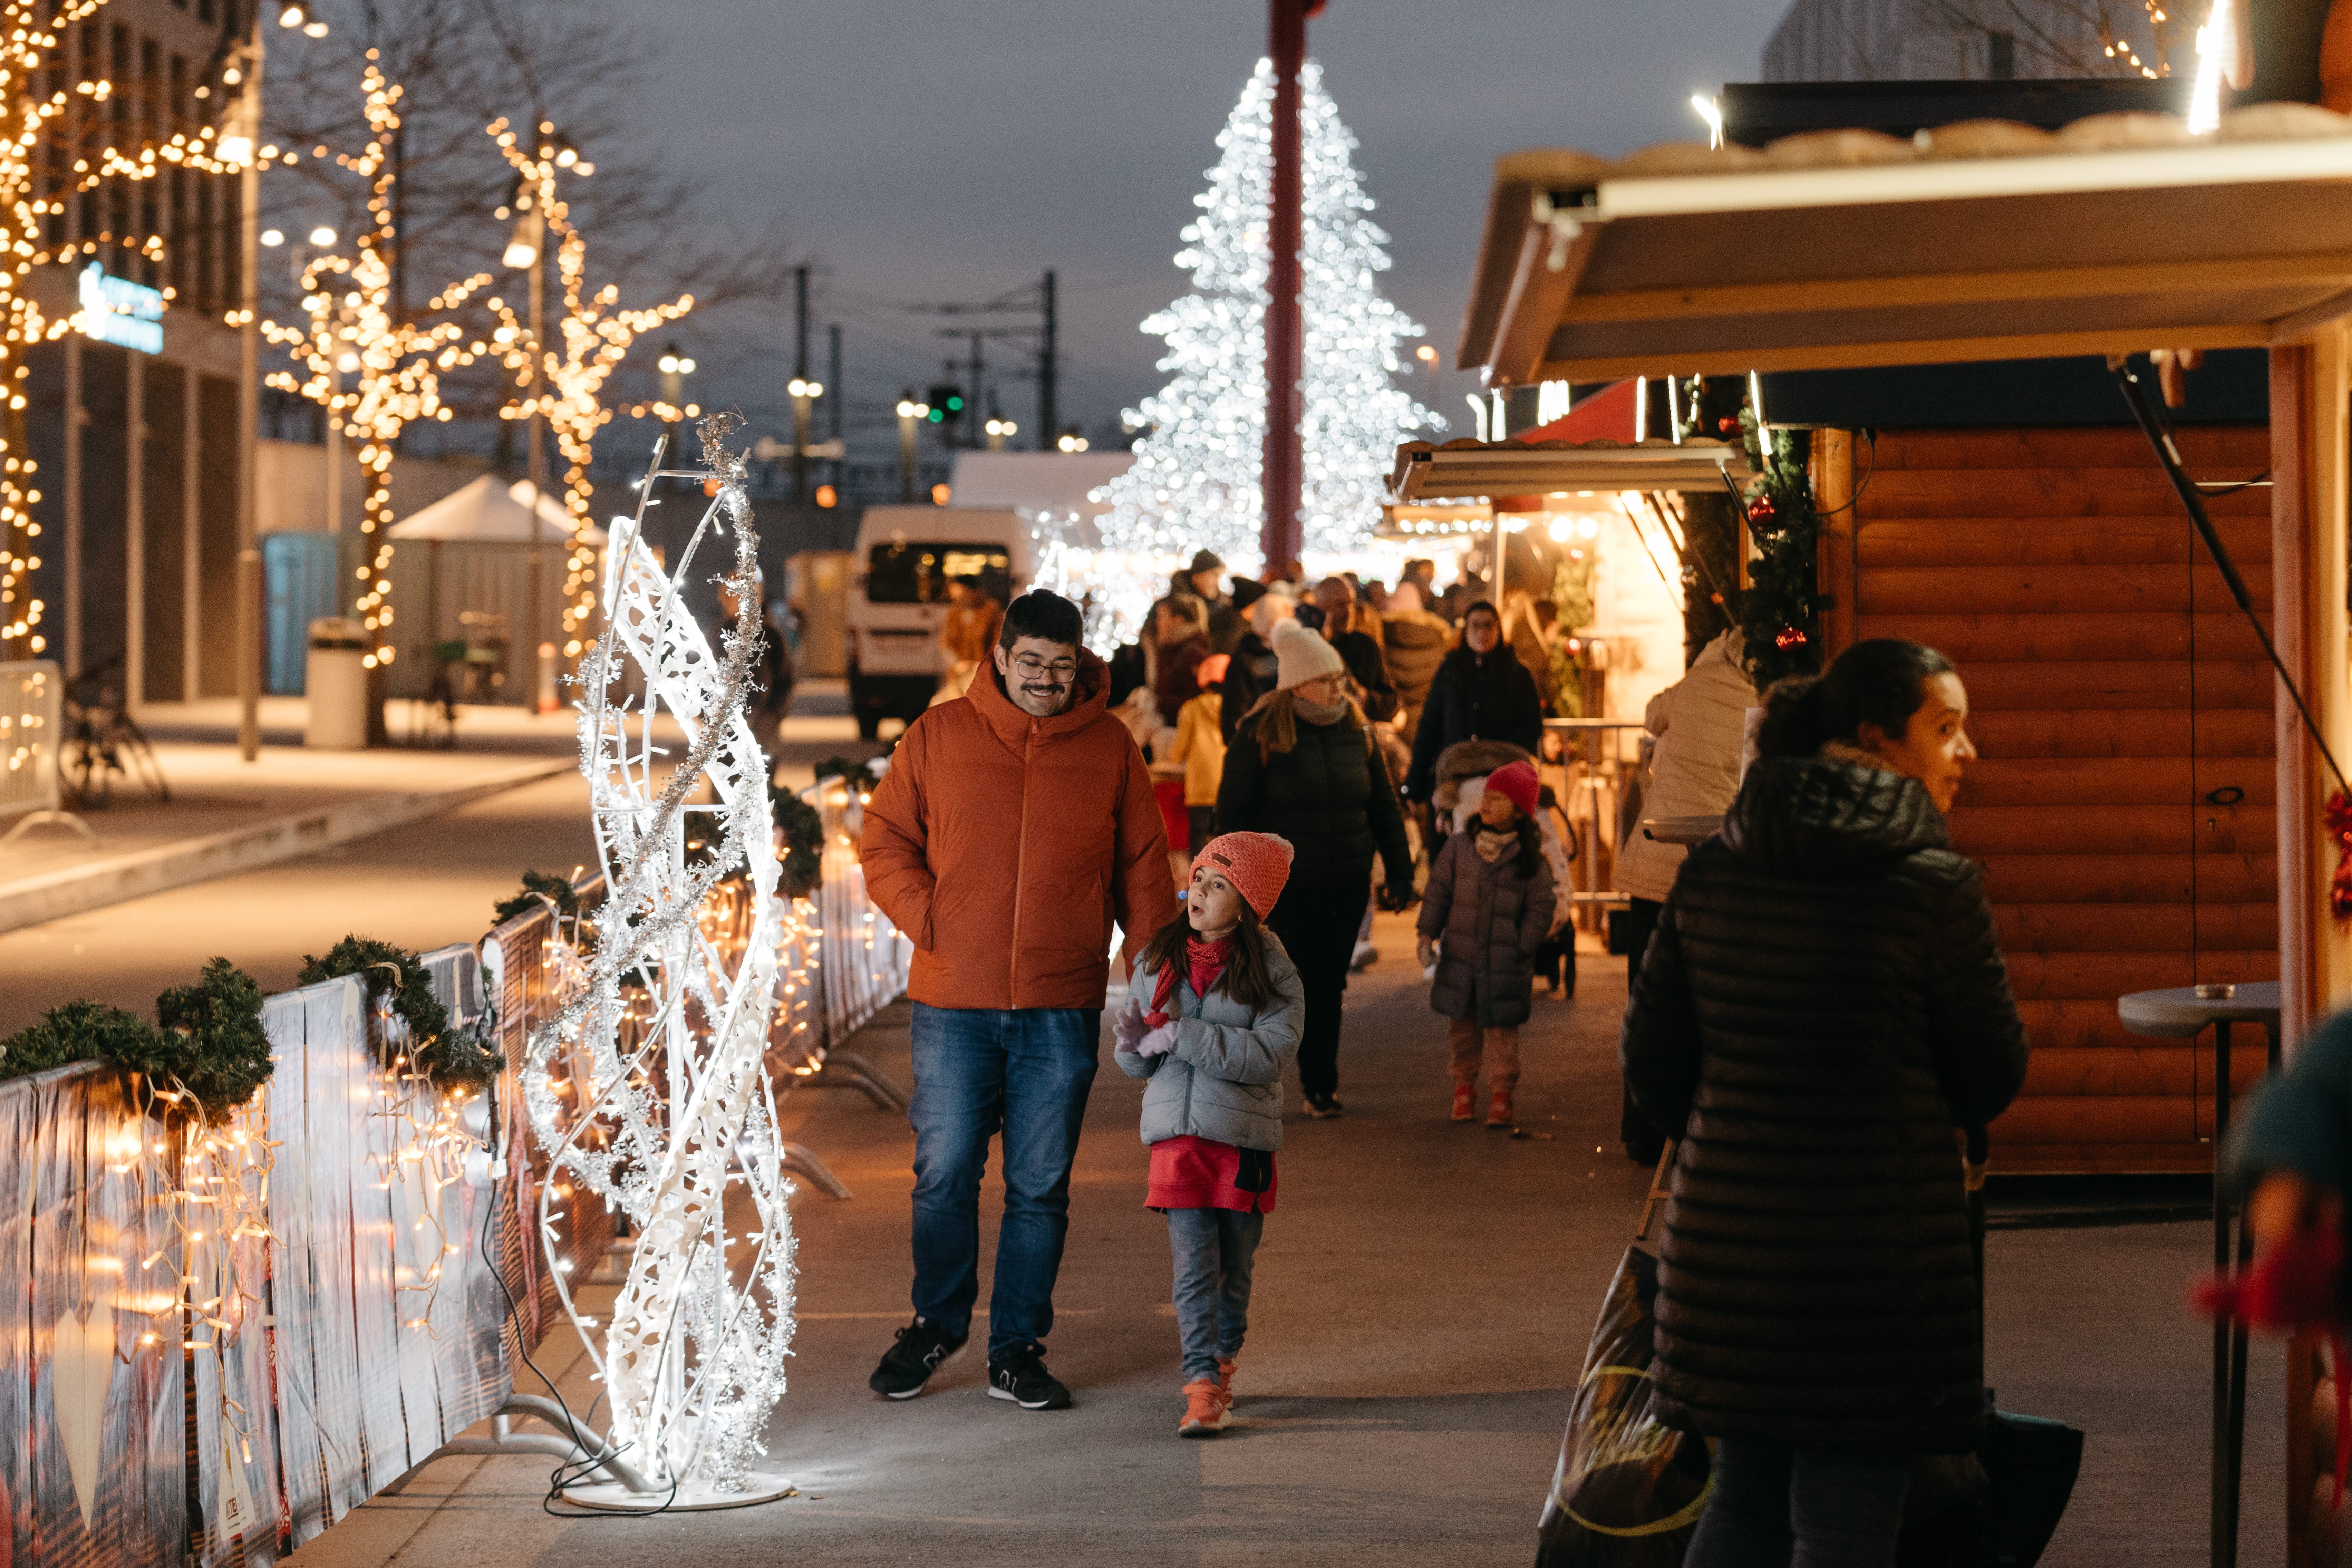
[492, 868, 581, 926]
[141, 959, 274, 1123]
[770, 786, 825, 900]
[0, 964, 274, 1123]
[298, 935, 451, 1058]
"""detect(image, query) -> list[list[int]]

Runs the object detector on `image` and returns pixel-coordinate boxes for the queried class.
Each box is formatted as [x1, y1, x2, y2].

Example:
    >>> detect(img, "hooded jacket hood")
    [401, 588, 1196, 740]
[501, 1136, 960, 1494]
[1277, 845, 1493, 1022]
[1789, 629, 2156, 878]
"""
[1721, 750, 1948, 880]
[968, 646, 1111, 747]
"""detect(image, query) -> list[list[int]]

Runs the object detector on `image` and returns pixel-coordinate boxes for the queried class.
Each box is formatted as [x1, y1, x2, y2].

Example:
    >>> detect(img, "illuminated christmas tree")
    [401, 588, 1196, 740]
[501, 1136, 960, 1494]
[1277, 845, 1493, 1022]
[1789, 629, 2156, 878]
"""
[1085, 57, 1435, 622]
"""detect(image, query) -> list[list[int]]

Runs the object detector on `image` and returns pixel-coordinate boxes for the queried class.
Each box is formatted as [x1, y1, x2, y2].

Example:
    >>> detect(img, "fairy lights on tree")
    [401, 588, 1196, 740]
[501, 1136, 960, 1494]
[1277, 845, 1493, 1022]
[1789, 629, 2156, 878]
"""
[1080, 56, 1434, 638]
[0, 0, 291, 661]
[260, 54, 490, 670]
[487, 116, 691, 657]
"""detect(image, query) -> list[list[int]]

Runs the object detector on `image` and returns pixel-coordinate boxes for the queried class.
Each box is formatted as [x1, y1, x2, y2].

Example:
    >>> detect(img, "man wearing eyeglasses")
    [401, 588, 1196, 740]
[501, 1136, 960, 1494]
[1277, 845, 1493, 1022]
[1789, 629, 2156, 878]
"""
[860, 588, 1177, 1412]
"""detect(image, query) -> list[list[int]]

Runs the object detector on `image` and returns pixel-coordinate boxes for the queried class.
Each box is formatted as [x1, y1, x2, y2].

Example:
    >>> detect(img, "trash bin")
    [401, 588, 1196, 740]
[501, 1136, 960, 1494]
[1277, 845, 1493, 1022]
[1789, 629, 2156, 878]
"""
[305, 616, 371, 749]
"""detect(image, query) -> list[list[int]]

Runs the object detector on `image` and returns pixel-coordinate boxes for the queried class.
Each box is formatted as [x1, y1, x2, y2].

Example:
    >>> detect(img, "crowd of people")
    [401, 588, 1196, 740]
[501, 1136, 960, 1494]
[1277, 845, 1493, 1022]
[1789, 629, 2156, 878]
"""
[858, 565, 2065, 1567]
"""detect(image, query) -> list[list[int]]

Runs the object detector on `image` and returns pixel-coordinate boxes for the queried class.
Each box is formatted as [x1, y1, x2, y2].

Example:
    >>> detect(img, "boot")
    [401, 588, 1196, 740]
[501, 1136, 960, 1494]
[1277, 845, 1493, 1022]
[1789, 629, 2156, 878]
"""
[1179, 1377, 1229, 1437]
[1452, 1083, 1477, 1122]
[1485, 1087, 1514, 1130]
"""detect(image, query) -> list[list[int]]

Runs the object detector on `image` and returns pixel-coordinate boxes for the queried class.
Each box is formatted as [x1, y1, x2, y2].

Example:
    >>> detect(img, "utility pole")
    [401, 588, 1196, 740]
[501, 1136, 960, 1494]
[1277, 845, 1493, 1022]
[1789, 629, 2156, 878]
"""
[792, 264, 811, 504]
[828, 322, 843, 499]
[1038, 268, 1057, 452]
[969, 330, 984, 453]
[1264, 0, 1322, 572]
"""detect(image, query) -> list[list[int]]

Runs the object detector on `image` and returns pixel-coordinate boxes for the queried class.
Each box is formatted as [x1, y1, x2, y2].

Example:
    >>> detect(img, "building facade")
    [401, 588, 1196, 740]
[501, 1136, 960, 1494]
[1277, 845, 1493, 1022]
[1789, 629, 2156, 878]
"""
[1763, 0, 2176, 84]
[21, 0, 251, 702]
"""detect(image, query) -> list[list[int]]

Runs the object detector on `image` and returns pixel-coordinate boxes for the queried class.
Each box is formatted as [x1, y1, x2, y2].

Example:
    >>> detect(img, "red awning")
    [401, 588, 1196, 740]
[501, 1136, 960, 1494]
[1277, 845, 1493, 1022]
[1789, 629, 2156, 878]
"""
[1513, 378, 1638, 443]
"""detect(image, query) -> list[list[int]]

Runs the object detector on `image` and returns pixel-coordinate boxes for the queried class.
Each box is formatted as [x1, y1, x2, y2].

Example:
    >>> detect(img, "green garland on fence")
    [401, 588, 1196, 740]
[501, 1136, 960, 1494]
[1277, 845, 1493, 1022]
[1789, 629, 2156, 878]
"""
[771, 785, 825, 899]
[812, 754, 879, 794]
[298, 935, 449, 1044]
[0, 960, 274, 1124]
[491, 868, 581, 927]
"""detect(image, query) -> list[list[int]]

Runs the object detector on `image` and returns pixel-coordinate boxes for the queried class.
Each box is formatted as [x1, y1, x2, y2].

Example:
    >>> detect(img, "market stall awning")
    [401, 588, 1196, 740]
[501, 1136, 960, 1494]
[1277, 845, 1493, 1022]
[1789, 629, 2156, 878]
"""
[386, 475, 606, 545]
[1389, 436, 1750, 503]
[1457, 105, 2352, 385]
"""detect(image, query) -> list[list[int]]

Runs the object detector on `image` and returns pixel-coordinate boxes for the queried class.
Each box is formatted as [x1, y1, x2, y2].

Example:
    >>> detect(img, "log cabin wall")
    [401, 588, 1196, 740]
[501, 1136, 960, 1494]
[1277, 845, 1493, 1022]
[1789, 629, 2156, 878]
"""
[1849, 426, 2274, 1173]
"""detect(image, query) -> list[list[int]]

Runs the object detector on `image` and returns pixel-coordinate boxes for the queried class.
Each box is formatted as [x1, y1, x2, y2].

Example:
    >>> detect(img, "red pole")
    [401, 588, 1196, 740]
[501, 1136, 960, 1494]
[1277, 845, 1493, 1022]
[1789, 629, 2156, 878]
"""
[1262, 0, 1313, 574]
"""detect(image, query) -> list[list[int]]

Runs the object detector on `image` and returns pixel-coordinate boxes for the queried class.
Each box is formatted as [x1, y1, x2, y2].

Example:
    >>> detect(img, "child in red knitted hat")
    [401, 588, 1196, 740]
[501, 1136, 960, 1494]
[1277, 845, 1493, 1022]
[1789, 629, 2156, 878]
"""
[1112, 831, 1304, 1438]
[1416, 758, 1557, 1128]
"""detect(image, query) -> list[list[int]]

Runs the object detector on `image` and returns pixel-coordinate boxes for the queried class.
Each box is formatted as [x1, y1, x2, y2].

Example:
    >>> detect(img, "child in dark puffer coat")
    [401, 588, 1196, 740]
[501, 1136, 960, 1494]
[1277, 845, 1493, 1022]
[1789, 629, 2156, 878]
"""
[1112, 831, 1304, 1438]
[1416, 758, 1557, 1130]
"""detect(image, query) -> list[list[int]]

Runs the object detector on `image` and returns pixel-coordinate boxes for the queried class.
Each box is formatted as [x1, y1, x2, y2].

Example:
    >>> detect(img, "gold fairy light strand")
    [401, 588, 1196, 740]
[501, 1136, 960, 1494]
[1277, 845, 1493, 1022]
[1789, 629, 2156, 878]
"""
[0, 0, 282, 659]
[259, 53, 492, 669]
[486, 116, 691, 656]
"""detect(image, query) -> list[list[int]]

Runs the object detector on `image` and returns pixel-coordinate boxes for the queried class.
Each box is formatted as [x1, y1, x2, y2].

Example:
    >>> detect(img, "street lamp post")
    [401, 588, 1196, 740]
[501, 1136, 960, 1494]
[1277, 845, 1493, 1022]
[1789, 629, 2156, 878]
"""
[505, 194, 549, 710]
[894, 392, 928, 502]
[787, 376, 823, 500]
[658, 343, 693, 459]
[984, 416, 1017, 452]
[231, 10, 266, 762]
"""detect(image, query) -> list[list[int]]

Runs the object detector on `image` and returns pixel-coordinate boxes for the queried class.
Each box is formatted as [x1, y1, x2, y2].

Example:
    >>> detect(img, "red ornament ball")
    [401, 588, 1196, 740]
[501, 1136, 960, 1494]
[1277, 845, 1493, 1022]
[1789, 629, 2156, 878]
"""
[1774, 627, 1807, 650]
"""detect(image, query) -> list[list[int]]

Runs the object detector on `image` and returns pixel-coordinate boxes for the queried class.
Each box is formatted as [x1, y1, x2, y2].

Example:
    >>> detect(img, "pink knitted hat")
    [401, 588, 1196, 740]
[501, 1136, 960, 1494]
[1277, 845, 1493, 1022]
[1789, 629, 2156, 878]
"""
[1485, 759, 1540, 819]
[1192, 831, 1295, 920]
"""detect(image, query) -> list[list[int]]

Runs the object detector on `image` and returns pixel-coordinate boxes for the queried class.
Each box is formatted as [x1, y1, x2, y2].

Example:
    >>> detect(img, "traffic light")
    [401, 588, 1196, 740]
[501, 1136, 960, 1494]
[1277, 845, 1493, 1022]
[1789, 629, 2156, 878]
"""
[926, 384, 966, 430]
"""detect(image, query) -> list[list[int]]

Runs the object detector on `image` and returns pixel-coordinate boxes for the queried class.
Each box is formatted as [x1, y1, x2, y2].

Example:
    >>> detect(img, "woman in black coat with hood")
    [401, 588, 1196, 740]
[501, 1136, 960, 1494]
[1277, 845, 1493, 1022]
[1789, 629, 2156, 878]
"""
[1620, 638, 2029, 1567]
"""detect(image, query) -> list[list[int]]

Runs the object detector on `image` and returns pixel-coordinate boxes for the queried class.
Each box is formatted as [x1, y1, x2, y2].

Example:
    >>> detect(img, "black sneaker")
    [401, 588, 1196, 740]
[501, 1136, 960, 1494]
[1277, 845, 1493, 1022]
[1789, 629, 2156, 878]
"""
[869, 1316, 967, 1400]
[987, 1344, 1072, 1410]
[1304, 1092, 1344, 1120]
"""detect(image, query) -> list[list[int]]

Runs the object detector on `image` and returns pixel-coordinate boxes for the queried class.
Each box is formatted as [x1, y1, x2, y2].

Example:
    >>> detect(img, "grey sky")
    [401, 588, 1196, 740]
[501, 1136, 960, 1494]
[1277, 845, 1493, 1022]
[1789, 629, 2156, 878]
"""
[635, 1, 1780, 456]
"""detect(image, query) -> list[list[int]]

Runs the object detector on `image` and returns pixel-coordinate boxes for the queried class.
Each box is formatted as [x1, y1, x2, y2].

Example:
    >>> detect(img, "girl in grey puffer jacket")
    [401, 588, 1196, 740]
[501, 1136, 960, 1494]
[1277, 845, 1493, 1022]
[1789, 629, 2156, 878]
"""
[1112, 831, 1303, 1439]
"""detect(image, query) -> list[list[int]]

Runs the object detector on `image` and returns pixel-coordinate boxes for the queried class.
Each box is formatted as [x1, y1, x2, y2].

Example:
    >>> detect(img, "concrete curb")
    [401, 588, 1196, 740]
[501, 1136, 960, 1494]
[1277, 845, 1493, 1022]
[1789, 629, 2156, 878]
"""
[0, 757, 575, 936]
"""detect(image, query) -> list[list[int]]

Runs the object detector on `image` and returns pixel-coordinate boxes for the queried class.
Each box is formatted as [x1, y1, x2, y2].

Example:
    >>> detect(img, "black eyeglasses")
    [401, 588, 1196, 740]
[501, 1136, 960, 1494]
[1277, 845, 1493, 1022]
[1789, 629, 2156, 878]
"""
[1012, 655, 1077, 680]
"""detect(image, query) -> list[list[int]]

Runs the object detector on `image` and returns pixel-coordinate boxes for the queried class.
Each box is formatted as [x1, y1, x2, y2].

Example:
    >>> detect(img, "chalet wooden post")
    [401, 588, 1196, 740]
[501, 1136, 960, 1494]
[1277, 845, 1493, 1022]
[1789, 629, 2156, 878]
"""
[2269, 326, 2352, 1052]
[1811, 427, 1857, 659]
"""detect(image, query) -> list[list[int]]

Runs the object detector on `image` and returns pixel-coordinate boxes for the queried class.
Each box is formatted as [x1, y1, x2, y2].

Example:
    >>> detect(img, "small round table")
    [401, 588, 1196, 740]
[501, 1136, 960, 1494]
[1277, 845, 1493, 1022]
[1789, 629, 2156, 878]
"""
[2116, 980, 2281, 1568]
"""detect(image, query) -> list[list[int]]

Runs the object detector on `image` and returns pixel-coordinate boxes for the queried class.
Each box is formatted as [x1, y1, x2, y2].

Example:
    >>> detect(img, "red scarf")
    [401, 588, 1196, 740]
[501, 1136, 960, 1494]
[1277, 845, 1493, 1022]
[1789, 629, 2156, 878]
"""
[1147, 936, 1232, 1026]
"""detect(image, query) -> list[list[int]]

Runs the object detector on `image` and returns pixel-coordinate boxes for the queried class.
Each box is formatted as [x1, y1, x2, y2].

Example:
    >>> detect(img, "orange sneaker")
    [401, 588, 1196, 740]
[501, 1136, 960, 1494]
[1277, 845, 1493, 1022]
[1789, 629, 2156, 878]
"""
[1179, 1377, 1229, 1437]
[1452, 1083, 1476, 1122]
[1216, 1356, 1238, 1414]
[1485, 1088, 1514, 1129]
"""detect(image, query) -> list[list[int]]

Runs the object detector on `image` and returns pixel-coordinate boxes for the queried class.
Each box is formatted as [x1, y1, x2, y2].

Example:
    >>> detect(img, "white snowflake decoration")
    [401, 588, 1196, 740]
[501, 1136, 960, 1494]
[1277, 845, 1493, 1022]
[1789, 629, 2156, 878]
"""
[522, 414, 796, 1496]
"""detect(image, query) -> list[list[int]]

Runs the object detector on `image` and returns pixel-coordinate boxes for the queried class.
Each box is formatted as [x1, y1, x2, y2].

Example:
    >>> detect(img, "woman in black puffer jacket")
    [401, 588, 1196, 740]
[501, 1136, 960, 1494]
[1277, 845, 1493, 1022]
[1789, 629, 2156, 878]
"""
[1620, 639, 2029, 1568]
[1218, 621, 1414, 1119]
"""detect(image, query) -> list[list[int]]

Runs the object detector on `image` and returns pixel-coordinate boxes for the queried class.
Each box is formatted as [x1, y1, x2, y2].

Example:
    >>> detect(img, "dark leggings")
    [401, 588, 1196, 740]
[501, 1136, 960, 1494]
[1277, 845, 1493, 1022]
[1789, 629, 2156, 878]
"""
[1267, 883, 1370, 1100]
[1685, 1438, 1911, 1568]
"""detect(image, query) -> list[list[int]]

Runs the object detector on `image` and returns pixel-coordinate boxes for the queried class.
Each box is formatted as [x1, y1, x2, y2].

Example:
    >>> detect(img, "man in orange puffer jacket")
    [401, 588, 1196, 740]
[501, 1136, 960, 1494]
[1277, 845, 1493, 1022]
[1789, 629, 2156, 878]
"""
[859, 589, 1177, 1411]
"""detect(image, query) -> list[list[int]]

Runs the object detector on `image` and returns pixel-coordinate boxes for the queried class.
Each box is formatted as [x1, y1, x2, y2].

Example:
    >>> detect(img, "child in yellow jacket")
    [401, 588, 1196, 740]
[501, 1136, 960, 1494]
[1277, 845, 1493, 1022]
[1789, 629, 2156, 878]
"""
[1167, 653, 1229, 855]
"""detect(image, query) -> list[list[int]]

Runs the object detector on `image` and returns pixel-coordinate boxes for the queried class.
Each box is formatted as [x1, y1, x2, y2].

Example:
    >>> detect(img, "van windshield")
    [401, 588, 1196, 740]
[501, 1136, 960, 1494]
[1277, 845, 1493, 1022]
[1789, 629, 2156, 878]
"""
[866, 541, 1012, 604]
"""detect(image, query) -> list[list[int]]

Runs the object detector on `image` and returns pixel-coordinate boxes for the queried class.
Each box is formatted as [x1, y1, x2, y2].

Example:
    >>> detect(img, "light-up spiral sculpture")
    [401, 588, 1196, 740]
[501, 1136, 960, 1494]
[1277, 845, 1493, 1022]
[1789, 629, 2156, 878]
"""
[522, 414, 796, 1504]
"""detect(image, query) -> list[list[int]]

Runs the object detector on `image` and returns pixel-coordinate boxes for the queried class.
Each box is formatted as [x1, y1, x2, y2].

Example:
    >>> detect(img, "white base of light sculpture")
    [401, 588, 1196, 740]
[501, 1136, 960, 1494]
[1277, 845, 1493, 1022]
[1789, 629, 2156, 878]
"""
[562, 1474, 797, 1513]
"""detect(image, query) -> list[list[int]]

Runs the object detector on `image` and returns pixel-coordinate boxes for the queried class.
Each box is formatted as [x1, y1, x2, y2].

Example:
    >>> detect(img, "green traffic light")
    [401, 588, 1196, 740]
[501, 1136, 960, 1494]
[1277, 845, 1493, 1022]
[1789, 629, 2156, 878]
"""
[947, 396, 964, 411]
[927, 409, 943, 422]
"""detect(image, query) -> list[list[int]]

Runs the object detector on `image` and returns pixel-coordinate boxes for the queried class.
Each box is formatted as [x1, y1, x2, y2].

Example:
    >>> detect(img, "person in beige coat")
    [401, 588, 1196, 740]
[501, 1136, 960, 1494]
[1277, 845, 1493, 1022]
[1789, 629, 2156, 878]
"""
[1613, 627, 1758, 1162]
[1380, 581, 1453, 743]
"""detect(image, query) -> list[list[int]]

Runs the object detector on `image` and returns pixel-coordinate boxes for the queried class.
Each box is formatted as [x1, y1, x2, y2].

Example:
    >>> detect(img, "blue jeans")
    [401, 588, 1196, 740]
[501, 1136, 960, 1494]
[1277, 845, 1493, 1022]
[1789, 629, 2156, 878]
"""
[907, 1003, 1100, 1361]
[1685, 1438, 1912, 1568]
[1167, 1207, 1262, 1382]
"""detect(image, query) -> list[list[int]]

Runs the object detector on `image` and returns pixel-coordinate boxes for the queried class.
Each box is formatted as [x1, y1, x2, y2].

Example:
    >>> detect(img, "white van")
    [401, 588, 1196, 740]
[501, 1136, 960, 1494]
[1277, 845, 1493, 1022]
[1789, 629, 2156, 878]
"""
[847, 504, 1029, 739]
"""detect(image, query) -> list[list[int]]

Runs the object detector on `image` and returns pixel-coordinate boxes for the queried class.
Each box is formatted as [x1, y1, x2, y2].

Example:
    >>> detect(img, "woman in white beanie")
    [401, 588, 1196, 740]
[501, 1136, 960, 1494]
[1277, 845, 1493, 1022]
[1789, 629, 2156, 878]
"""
[1216, 620, 1415, 1119]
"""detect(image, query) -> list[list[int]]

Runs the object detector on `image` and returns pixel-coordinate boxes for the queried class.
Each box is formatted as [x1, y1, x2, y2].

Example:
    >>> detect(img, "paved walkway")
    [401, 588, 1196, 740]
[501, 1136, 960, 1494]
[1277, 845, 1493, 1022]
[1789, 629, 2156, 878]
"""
[0, 685, 875, 1032]
[283, 907, 2282, 1568]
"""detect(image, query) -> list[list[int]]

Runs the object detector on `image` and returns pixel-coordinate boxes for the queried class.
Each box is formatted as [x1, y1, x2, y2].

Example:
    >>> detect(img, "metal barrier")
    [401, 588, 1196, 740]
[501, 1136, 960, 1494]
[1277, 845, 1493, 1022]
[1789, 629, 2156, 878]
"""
[0, 658, 92, 847]
[0, 770, 912, 1567]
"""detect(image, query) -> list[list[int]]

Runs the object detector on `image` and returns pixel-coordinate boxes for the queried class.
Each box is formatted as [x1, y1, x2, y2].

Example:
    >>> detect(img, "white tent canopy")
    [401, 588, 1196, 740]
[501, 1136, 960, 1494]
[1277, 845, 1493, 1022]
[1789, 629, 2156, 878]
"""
[386, 475, 607, 545]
